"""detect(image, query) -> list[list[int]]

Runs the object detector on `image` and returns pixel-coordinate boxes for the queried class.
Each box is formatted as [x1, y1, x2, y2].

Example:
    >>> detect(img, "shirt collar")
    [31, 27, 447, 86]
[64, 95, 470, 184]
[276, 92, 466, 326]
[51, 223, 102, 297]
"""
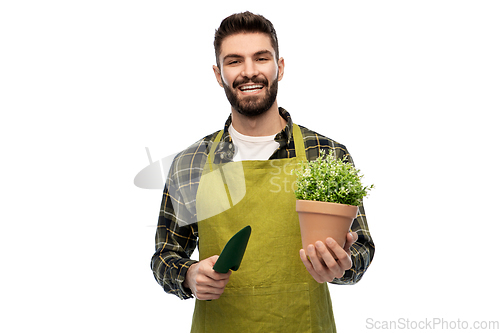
[222, 107, 293, 142]
[214, 107, 294, 162]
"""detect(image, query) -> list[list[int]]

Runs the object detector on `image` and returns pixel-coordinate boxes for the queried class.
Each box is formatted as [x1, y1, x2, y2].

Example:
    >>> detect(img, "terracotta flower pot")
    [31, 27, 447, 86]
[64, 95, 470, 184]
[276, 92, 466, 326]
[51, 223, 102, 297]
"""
[296, 200, 358, 251]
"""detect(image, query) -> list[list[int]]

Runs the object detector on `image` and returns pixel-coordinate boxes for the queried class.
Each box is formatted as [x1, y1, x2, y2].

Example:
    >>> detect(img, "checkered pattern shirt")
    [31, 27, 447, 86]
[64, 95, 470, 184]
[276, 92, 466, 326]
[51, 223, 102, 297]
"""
[151, 108, 375, 299]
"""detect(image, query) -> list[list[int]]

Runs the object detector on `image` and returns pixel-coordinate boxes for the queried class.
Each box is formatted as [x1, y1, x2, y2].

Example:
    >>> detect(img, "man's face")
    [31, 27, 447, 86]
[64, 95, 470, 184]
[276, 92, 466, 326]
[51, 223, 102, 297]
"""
[214, 33, 284, 117]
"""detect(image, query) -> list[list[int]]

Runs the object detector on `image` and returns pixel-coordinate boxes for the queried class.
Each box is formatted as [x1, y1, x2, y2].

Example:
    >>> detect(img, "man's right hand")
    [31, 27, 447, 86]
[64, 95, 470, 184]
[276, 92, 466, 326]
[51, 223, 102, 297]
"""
[183, 255, 232, 300]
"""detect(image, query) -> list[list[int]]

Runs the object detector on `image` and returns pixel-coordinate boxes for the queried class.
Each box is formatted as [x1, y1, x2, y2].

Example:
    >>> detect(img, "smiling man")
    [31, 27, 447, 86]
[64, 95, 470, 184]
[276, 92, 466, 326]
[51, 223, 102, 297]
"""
[151, 11, 375, 332]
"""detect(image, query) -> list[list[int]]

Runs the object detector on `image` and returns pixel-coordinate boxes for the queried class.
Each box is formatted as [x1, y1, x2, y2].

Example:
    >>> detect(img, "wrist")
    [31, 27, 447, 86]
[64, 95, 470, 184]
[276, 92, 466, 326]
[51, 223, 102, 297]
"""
[182, 261, 197, 289]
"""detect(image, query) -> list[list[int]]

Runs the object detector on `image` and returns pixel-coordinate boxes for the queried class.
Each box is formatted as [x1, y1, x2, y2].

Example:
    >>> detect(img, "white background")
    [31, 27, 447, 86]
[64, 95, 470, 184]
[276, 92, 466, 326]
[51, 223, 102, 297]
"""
[1, 1, 499, 332]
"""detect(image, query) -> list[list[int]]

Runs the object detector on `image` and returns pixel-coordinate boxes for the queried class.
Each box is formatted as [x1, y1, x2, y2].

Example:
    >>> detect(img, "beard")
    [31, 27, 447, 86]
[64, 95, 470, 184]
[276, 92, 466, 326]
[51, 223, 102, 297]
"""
[222, 76, 279, 117]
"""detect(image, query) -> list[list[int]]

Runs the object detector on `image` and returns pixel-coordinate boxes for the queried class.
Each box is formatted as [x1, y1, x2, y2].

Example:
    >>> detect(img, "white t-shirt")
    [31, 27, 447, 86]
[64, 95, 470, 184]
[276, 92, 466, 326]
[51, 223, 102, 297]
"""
[228, 124, 280, 162]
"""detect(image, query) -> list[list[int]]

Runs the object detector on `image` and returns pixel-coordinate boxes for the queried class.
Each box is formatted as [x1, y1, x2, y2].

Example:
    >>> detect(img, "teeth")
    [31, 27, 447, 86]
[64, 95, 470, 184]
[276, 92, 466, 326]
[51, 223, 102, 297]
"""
[240, 84, 263, 91]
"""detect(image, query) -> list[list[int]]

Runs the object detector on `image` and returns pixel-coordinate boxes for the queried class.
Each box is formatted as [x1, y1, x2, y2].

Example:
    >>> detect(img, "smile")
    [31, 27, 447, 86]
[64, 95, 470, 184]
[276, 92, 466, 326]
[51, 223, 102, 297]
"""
[238, 84, 264, 93]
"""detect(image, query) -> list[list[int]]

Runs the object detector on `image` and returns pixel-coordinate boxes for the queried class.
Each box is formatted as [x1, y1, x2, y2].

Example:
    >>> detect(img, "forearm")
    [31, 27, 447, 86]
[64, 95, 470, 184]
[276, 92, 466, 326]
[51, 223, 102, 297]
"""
[332, 241, 374, 285]
[151, 184, 199, 299]
[151, 249, 198, 299]
[150, 217, 198, 299]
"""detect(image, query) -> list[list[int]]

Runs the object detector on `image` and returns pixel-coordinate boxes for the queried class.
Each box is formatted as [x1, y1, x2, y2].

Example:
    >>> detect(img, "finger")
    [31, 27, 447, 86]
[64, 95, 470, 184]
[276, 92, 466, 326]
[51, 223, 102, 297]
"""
[192, 277, 228, 300]
[200, 257, 232, 281]
[195, 289, 225, 301]
[326, 238, 352, 272]
[315, 241, 342, 275]
[299, 249, 312, 270]
[343, 231, 358, 252]
[307, 244, 335, 283]
[194, 269, 231, 291]
[202, 272, 232, 291]
[207, 269, 232, 281]
[325, 237, 342, 259]
[306, 244, 324, 273]
[196, 285, 226, 298]
[300, 249, 322, 282]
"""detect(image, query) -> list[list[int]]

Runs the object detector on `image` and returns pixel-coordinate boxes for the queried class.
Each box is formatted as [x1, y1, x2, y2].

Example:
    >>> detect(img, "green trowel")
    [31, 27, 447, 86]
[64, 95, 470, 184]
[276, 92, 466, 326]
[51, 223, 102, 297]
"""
[213, 225, 252, 274]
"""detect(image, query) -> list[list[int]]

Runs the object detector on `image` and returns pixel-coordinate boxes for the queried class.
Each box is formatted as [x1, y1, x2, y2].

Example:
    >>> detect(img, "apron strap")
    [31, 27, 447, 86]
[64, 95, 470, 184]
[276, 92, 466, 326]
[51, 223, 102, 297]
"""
[292, 123, 307, 161]
[207, 130, 224, 172]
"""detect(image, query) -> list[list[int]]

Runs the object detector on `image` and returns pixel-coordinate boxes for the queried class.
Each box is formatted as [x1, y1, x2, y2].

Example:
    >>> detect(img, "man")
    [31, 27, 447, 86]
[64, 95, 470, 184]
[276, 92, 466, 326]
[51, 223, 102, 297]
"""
[151, 11, 374, 332]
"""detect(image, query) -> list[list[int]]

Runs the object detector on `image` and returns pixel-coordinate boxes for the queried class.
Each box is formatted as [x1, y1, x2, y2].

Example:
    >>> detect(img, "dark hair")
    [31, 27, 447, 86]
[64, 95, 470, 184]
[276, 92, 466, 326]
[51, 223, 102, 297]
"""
[214, 11, 279, 67]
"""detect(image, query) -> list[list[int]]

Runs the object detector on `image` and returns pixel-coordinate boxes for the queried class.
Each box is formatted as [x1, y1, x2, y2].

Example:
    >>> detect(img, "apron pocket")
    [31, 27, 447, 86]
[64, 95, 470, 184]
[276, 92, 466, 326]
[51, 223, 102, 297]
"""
[204, 283, 312, 333]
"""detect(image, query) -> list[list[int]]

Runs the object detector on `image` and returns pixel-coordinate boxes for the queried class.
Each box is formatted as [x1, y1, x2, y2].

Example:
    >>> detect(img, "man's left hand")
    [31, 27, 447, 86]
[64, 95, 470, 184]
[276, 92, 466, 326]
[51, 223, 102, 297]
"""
[299, 231, 358, 283]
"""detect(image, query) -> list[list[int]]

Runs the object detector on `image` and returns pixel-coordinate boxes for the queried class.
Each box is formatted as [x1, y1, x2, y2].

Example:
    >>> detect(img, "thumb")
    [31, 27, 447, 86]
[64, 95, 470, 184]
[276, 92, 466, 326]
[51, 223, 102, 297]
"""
[206, 255, 220, 266]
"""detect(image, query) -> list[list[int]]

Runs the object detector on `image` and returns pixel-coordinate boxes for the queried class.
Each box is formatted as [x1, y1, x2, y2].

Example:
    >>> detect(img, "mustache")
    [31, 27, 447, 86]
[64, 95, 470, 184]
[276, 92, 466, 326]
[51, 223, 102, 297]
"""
[232, 77, 268, 89]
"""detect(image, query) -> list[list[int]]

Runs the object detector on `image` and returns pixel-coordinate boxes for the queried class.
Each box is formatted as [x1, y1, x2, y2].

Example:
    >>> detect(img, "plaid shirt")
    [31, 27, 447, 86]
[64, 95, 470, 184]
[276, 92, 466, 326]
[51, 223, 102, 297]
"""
[151, 108, 375, 300]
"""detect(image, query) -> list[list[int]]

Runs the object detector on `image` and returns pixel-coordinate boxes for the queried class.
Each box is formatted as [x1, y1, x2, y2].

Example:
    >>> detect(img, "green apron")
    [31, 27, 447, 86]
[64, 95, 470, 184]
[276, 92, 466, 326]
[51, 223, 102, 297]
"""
[191, 124, 336, 333]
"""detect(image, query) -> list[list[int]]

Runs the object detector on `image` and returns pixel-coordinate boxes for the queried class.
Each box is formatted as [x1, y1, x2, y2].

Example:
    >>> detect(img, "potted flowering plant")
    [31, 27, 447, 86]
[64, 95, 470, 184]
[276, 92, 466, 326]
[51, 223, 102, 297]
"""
[294, 150, 373, 250]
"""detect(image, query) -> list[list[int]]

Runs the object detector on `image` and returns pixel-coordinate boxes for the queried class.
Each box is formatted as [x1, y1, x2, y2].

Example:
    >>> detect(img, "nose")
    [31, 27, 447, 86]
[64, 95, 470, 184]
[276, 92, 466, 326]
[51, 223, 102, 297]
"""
[241, 59, 258, 78]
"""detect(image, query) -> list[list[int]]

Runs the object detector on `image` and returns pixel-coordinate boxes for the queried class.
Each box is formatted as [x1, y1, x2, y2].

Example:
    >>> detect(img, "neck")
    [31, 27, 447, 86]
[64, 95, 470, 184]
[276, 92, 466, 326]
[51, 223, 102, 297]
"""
[230, 102, 286, 136]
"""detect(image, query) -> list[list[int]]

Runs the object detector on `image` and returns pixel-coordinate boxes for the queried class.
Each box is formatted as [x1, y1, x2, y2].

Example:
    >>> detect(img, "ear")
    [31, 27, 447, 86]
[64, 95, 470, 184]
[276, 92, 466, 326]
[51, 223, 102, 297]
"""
[277, 57, 285, 81]
[213, 65, 224, 87]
